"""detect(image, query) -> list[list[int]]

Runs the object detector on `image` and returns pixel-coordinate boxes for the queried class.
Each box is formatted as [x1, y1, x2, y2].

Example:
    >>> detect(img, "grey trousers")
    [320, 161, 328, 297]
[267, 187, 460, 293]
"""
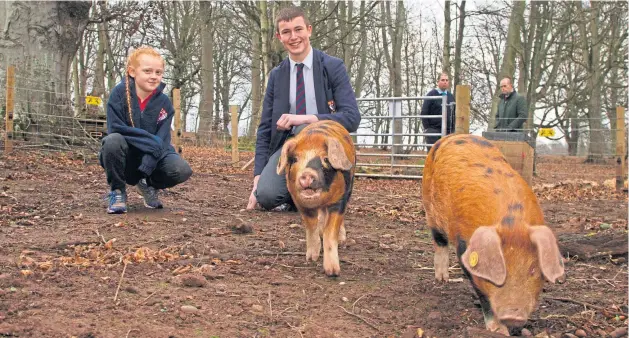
[99, 133, 192, 192]
[254, 147, 292, 210]
[425, 128, 442, 152]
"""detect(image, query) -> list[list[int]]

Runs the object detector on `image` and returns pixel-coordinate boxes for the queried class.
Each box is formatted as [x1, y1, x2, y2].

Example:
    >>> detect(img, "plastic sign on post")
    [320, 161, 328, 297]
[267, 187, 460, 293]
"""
[538, 128, 555, 138]
[86, 96, 102, 106]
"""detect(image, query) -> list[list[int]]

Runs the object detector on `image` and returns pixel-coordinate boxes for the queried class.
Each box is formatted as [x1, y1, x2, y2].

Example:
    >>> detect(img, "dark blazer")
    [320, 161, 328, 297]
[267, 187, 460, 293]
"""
[253, 48, 361, 176]
[420, 88, 456, 134]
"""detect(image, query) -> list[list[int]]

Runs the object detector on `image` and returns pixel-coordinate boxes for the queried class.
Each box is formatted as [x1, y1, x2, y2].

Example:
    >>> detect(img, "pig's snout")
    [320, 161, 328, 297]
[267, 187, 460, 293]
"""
[498, 308, 528, 328]
[299, 171, 317, 189]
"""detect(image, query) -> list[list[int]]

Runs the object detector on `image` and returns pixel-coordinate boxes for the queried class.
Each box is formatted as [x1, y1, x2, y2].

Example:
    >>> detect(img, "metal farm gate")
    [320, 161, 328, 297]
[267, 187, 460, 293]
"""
[352, 95, 454, 179]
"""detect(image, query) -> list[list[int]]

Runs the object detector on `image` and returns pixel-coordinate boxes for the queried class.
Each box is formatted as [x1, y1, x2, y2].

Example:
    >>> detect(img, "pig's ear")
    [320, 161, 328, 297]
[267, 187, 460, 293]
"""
[277, 139, 297, 175]
[327, 138, 352, 171]
[461, 226, 507, 286]
[529, 226, 565, 284]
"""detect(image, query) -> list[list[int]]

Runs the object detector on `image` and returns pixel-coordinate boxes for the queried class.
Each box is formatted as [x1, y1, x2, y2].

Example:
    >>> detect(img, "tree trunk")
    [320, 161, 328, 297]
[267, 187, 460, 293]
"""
[453, 0, 466, 95]
[518, 1, 538, 93]
[0, 1, 91, 112]
[393, 2, 405, 154]
[98, 1, 116, 103]
[342, 1, 354, 72]
[442, 0, 451, 76]
[567, 117, 580, 156]
[221, 60, 230, 134]
[381, 2, 393, 78]
[353, 1, 368, 97]
[72, 55, 81, 117]
[259, 1, 271, 79]
[198, 1, 214, 141]
[92, 2, 106, 100]
[374, 44, 384, 146]
[579, 2, 605, 162]
[248, 25, 262, 138]
[489, 1, 525, 129]
[77, 37, 88, 117]
[383, 1, 405, 156]
[213, 57, 222, 134]
[607, 7, 621, 150]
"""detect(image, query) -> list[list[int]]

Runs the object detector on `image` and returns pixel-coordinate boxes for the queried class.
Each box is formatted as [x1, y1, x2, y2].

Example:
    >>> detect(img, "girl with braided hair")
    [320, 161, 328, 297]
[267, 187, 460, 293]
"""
[99, 46, 192, 214]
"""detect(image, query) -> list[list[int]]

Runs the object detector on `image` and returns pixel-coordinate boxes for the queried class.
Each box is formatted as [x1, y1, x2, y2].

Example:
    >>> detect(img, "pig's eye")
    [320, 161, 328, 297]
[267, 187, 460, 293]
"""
[323, 157, 331, 166]
[288, 156, 297, 165]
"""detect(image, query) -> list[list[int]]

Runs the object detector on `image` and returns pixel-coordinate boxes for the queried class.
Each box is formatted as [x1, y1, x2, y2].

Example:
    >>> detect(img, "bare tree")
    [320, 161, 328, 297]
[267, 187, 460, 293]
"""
[198, 1, 214, 140]
[380, 1, 405, 155]
[453, 0, 466, 94]
[578, 1, 605, 162]
[489, 1, 525, 129]
[443, 0, 451, 76]
[1, 1, 91, 103]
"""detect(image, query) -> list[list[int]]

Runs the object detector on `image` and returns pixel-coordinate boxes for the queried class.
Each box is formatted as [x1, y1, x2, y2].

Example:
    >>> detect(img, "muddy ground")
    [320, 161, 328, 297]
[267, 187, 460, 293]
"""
[0, 148, 627, 338]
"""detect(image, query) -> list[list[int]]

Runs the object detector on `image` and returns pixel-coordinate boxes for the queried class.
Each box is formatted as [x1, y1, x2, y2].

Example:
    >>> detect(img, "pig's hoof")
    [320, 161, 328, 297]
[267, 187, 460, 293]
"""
[324, 262, 341, 277]
[338, 226, 347, 243]
[485, 319, 509, 335]
[435, 269, 449, 282]
[306, 249, 320, 262]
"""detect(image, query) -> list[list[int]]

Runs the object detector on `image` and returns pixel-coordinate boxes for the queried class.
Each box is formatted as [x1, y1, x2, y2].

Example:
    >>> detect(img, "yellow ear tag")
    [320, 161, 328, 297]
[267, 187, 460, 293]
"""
[469, 251, 479, 267]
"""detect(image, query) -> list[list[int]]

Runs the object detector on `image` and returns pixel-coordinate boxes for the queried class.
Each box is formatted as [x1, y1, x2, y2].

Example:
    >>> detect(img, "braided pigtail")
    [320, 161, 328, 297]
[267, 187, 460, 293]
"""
[125, 70, 134, 128]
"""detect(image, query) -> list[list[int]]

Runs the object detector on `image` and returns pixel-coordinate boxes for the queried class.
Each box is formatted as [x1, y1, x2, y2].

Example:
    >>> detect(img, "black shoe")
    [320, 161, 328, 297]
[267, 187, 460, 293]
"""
[136, 179, 163, 209]
[272, 202, 297, 212]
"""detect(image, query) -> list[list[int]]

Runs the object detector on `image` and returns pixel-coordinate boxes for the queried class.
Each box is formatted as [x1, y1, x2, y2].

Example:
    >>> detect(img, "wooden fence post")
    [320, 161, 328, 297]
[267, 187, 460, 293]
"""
[5, 65, 15, 152]
[616, 106, 626, 192]
[171, 88, 182, 154]
[230, 105, 239, 166]
[455, 84, 470, 134]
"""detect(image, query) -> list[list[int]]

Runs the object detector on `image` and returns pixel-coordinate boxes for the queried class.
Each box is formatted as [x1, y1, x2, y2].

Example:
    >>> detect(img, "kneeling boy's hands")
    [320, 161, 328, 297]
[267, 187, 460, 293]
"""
[276, 114, 317, 131]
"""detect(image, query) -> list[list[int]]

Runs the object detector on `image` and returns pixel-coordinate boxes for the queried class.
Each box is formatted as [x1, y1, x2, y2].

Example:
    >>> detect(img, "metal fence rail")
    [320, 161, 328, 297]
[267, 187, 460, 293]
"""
[352, 96, 451, 179]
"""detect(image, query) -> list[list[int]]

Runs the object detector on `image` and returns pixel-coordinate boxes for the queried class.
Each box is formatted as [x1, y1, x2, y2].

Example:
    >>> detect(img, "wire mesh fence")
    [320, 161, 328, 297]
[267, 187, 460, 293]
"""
[1, 68, 104, 154]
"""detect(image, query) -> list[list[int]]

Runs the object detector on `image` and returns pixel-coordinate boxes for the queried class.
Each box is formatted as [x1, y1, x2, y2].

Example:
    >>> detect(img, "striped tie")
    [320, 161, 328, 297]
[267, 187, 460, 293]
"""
[295, 63, 306, 115]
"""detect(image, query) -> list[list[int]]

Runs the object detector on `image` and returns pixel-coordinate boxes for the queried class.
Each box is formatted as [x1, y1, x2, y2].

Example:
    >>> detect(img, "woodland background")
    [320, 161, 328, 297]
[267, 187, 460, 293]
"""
[0, 0, 627, 160]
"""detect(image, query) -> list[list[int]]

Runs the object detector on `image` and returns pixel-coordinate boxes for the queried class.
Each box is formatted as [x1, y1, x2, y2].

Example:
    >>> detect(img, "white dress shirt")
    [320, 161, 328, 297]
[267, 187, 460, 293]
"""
[289, 46, 318, 116]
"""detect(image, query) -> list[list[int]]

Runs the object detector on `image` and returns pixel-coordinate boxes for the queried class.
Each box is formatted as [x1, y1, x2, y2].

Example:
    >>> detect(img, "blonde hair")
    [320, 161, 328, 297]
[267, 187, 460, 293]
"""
[125, 46, 164, 127]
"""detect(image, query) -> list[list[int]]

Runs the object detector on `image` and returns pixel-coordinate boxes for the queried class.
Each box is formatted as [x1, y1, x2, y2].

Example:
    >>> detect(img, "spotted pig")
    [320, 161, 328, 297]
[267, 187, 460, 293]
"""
[422, 134, 565, 335]
[277, 120, 355, 277]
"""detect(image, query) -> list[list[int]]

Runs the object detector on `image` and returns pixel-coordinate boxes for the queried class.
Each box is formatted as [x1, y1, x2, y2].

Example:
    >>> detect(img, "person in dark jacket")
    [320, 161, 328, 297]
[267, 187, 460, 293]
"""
[100, 47, 192, 214]
[421, 72, 455, 151]
[246, 6, 361, 211]
[495, 76, 528, 132]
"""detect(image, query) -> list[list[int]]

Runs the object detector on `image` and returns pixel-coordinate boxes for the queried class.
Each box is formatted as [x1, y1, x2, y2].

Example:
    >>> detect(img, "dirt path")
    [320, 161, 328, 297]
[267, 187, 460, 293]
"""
[0, 149, 626, 338]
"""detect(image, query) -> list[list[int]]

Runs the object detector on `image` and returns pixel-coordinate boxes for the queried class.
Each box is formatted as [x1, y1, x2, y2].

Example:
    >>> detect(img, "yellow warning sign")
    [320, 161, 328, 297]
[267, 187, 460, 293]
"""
[86, 96, 102, 106]
[538, 128, 555, 137]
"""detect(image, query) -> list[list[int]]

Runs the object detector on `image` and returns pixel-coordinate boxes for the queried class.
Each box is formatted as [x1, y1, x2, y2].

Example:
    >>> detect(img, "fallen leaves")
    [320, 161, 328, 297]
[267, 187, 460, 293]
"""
[15, 240, 189, 275]
[104, 238, 116, 250]
[533, 179, 628, 202]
